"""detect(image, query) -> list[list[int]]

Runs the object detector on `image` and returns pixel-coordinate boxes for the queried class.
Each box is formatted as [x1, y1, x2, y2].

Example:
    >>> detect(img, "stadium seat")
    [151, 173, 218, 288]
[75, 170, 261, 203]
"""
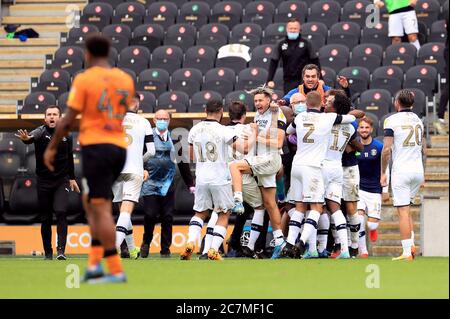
[156, 91, 190, 113]
[65, 24, 99, 47]
[301, 22, 328, 57]
[243, 1, 275, 28]
[164, 24, 197, 52]
[308, 0, 341, 28]
[262, 23, 287, 45]
[136, 91, 156, 113]
[203, 67, 236, 97]
[92, 0, 124, 8]
[327, 22, 361, 49]
[183, 45, 217, 74]
[117, 46, 151, 75]
[169, 68, 204, 97]
[178, 1, 211, 28]
[119, 67, 137, 84]
[341, 0, 371, 27]
[361, 21, 390, 49]
[190, 91, 224, 112]
[102, 24, 132, 52]
[211, 1, 243, 29]
[428, 20, 447, 43]
[338, 66, 370, 97]
[225, 90, 255, 111]
[404, 65, 438, 98]
[274, 1, 308, 23]
[216, 44, 250, 73]
[81, 2, 113, 30]
[349, 43, 383, 73]
[3, 175, 39, 224]
[201, 0, 222, 7]
[0, 133, 26, 162]
[370, 66, 404, 96]
[405, 88, 427, 117]
[440, 0, 449, 19]
[33, 69, 71, 99]
[24, 146, 35, 174]
[57, 92, 69, 112]
[319, 44, 350, 74]
[321, 66, 337, 88]
[415, 0, 441, 28]
[417, 43, 446, 74]
[358, 89, 392, 119]
[137, 68, 170, 98]
[145, 1, 178, 29]
[249, 44, 276, 68]
[149, 45, 184, 74]
[112, 1, 146, 30]
[108, 47, 119, 66]
[363, 112, 380, 136]
[273, 67, 284, 91]
[383, 43, 417, 73]
[271, 89, 285, 102]
[22, 92, 56, 114]
[236, 67, 268, 91]
[197, 23, 230, 51]
[131, 24, 164, 53]
[230, 23, 262, 49]
[51, 46, 84, 76]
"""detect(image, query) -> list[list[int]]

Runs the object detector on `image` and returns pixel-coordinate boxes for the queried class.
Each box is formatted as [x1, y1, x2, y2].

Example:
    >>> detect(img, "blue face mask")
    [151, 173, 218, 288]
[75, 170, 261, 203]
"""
[156, 120, 168, 131]
[287, 32, 299, 40]
[293, 102, 307, 115]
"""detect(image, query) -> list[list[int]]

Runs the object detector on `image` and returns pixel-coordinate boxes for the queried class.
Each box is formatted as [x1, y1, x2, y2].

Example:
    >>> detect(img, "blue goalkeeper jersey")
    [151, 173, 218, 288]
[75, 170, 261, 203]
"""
[356, 139, 384, 194]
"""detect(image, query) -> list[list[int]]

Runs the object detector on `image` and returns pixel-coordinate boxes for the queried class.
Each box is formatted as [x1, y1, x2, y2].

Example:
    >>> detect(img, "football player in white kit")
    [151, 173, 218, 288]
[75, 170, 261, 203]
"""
[381, 89, 426, 261]
[181, 100, 258, 261]
[228, 86, 288, 259]
[113, 94, 155, 259]
[280, 91, 358, 258]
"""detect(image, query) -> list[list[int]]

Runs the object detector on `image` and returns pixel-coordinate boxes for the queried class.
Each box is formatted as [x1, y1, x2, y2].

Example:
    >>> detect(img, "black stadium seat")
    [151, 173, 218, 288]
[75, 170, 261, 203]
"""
[243, 1, 275, 28]
[183, 45, 217, 74]
[197, 23, 230, 50]
[112, 2, 146, 30]
[164, 24, 197, 52]
[211, 1, 243, 29]
[92, 0, 123, 8]
[417, 43, 446, 74]
[57, 92, 69, 112]
[262, 23, 287, 45]
[65, 24, 99, 47]
[274, 1, 308, 23]
[137, 68, 170, 98]
[350, 43, 383, 73]
[249, 44, 276, 69]
[117, 46, 151, 75]
[404, 65, 438, 98]
[145, 1, 178, 29]
[225, 90, 255, 111]
[203, 67, 236, 97]
[415, 0, 441, 28]
[33, 69, 71, 98]
[321, 66, 337, 88]
[370, 66, 404, 96]
[136, 91, 156, 113]
[156, 91, 190, 113]
[131, 24, 164, 53]
[383, 43, 417, 73]
[361, 21, 390, 49]
[178, 1, 211, 28]
[3, 175, 39, 224]
[308, 0, 341, 28]
[190, 91, 224, 112]
[236, 67, 268, 91]
[51, 46, 84, 75]
[428, 20, 447, 43]
[319, 44, 350, 74]
[301, 22, 328, 57]
[338, 66, 370, 97]
[327, 22, 361, 49]
[169, 68, 204, 97]
[230, 23, 262, 49]
[102, 24, 132, 52]
[81, 2, 113, 30]
[358, 89, 393, 118]
[149, 45, 184, 74]
[341, 0, 371, 27]
[22, 92, 56, 114]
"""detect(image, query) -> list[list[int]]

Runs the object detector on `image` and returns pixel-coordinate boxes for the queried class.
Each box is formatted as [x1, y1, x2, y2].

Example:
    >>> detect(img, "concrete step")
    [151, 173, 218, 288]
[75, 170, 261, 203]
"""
[376, 233, 421, 246]
[371, 246, 421, 257]
[0, 69, 43, 77]
[379, 206, 421, 221]
[9, 4, 86, 17]
[1, 16, 67, 25]
[0, 105, 17, 113]
[15, 0, 86, 3]
[426, 158, 449, 173]
[0, 25, 69, 36]
[426, 148, 449, 157]
[0, 59, 44, 69]
[422, 182, 449, 198]
[0, 54, 50, 60]
[0, 82, 29, 91]
[0, 47, 57, 56]
[425, 172, 449, 181]
[378, 221, 420, 233]
[0, 92, 27, 100]
[0, 38, 59, 47]
[430, 135, 449, 148]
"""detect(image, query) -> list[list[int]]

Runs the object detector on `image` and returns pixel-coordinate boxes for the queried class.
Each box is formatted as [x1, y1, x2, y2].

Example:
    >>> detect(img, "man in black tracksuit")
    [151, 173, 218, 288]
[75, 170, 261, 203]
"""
[266, 18, 320, 94]
[16, 105, 80, 260]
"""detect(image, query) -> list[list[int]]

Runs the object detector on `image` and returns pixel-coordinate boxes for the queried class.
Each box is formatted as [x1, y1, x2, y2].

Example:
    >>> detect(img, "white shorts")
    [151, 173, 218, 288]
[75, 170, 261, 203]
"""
[391, 171, 424, 207]
[343, 165, 360, 202]
[322, 164, 343, 204]
[242, 174, 263, 208]
[193, 183, 234, 213]
[246, 153, 282, 188]
[357, 190, 382, 220]
[290, 165, 325, 203]
[388, 10, 419, 37]
[112, 173, 143, 203]
[286, 187, 295, 204]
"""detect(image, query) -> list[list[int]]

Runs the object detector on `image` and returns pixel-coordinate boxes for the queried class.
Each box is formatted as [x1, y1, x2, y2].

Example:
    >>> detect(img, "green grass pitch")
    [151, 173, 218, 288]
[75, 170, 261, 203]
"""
[0, 255, 448, 299]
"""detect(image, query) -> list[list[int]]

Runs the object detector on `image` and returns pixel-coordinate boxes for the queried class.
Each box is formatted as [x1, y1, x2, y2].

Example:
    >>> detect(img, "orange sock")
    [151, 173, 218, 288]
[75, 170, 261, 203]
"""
[88, 246, 104, 269]
[104, 249, 123, 275]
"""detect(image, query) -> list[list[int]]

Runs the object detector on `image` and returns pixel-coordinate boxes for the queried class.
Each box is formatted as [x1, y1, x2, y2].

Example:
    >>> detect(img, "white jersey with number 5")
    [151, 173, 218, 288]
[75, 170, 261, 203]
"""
[383, 111, 424, 173]
[188, 120, 237, 186]
[121, 112, 153, 176]
[324, 122, 357, 167]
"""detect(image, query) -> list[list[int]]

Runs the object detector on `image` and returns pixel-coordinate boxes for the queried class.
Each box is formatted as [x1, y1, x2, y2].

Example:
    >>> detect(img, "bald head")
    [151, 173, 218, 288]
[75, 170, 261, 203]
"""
[290, 93, 306, 105]
[154, 109, 171, 130]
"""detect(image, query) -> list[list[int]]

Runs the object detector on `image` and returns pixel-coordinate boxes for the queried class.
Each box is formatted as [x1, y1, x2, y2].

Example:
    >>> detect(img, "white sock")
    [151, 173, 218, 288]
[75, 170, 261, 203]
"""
[317, 213, 330, 253]
[299, 210, 320, 244]
[202, 211, 219, 254]
[125, 223, 135, 251]
[211, 225, 227, 251]
[331, 222, 340, 244]
[411, 230, 415, 244]
[332, 210, 349, 253]
[115, 212, 131, 249]
[358, 214, 368, 254]
[287, 208, 296, 218]
[286, 210, 304, 245]
[247, 209, 265, 250]
[307, 228, 318, 253]
[348, 213, 360, 249]
[410, 39, 420, 50]
[273, 229, 285, 246]
[233, 191, 243, 203]
[401, 239, 413, 257]
[367, 221, 379, 231]
[187, 216, 204, 243]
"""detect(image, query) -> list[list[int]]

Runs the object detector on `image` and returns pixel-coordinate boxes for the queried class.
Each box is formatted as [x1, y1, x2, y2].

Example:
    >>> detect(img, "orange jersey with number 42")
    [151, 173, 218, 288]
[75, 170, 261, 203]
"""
[67, 66, 135, 148]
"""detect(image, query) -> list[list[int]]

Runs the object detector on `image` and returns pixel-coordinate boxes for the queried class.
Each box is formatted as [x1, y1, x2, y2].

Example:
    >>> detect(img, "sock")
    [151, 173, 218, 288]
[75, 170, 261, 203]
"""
[401, 239, 413, 257]
[300, 210, 320, 244]
[115, 212, 131, 249]
[211, 225, 227, 251]
[330, 222, 340, 244]
[187, 216, 204, 244]
[410, 39, 420, 50]
[233, 191, 243, 203]
[411, 230, 415, 244]
[104, 248, 123, 275]
[125, 229, 135, 251]
[367, 221, 379, 231]
[331, 210, 349, 253]
[286, 210, 304, 245]
[276, 176, 286, 202]
[307, 228, 318, 253]
[273, 229, 285, 246]
[247, 209, 265, 250]
[88, 239, 103, 269]
[348, 214, 360, 249]
[287, 208, 295, 218]
[358, 214, 368, 254]
[202, 211, 219, 254]
[317, 214, 330, 253]
[347, 224, 351, 248]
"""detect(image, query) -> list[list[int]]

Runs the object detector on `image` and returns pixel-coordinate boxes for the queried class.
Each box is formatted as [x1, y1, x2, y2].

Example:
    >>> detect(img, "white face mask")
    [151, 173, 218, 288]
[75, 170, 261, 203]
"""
[293, 102, 307, 115]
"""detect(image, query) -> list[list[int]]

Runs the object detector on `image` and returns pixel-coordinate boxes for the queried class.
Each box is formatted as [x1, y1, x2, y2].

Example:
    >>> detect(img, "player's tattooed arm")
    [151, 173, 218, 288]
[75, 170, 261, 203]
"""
[380, 136, 393, 187]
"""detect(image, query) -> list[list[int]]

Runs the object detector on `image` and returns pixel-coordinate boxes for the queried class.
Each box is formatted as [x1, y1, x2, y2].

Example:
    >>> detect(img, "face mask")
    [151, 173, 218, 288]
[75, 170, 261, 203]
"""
[293, 102, 307, 115]
[287, 32, 299, 40]
[156, 120, 168, 131]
